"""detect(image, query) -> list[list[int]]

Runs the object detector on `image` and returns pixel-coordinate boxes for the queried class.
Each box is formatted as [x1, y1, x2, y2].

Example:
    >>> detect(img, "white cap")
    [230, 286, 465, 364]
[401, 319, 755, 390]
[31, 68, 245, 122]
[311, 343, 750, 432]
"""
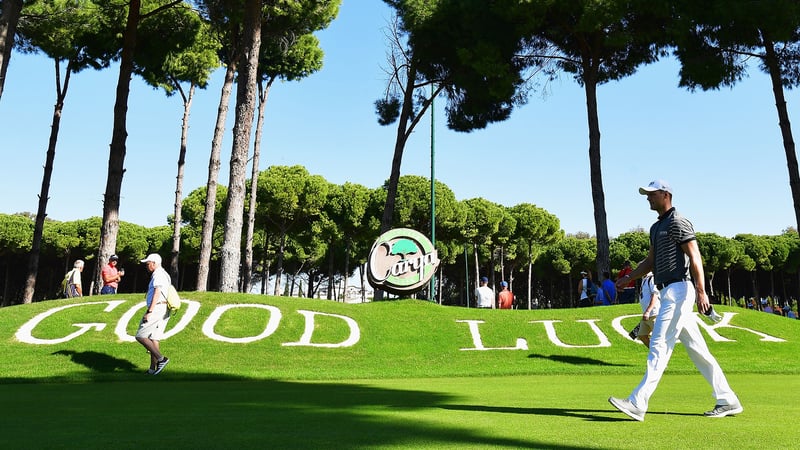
[639, 179, 672, 195]
[140, 253, 162, 265]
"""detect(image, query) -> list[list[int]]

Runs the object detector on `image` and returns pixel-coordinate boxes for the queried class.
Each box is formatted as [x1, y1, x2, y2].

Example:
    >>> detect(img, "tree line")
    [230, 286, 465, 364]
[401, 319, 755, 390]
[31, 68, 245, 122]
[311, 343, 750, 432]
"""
[2, 165, 798, 309]
[2, 1, 800, 306]
[381, 0, 800, 287]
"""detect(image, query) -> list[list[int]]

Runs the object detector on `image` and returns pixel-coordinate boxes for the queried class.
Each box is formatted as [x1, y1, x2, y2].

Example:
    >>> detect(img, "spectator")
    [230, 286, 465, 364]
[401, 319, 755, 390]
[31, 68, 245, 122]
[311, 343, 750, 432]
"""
[475, 276, 494, 309]
[595, 271, 617, 306]
[617, 261, 636, 304]
[498, 281, 514, 309]
[63, 259, 84, 298]
[100, 254, 124, 295]
[578, 270, 595, 308]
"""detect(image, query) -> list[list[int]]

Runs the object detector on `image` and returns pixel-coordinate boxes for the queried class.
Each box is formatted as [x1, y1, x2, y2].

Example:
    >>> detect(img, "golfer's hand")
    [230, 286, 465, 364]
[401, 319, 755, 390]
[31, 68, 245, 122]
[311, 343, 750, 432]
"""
[696, 292, 710, 314]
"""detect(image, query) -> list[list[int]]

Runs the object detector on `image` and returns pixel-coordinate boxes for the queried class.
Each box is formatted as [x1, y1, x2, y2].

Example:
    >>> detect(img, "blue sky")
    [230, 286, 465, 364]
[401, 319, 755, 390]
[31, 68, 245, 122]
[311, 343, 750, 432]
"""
[1, 1, 797, 239]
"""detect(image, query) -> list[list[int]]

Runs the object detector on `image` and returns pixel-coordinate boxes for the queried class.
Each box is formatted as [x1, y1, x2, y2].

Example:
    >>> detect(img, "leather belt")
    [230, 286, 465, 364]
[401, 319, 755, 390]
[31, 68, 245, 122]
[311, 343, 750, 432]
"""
[656, 278, 687, 290]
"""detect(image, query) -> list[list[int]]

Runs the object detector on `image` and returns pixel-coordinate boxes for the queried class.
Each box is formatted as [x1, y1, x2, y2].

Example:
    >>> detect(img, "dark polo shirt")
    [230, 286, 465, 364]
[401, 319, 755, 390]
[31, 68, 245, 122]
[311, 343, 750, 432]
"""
[650, 207, 695, 286]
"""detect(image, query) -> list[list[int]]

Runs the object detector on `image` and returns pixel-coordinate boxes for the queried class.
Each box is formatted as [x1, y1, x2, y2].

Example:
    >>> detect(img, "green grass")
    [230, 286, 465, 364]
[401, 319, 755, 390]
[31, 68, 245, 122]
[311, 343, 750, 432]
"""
[1, 294, 798, 448]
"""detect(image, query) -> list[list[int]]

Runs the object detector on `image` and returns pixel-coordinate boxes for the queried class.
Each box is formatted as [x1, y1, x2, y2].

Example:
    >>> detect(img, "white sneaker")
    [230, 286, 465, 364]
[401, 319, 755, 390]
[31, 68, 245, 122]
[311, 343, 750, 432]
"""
[704, 402, 743, 417]
[608, 397, 645, 421]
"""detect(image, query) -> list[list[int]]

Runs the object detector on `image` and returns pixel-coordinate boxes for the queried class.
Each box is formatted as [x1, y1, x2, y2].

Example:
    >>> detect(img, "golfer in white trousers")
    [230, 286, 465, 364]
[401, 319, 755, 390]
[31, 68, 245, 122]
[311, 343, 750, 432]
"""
[608, 179, 743, 421]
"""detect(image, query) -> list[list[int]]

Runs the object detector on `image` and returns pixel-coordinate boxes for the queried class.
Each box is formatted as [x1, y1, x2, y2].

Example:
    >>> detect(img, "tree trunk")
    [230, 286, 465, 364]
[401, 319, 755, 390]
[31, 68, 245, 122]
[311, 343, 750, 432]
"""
[379, 67, 416, 235]
[360, 263, 366, 302]
[726, 269, 733, 306]
[528, 261, 533, 310]
[343, 238, 350, 302]
[763, 35, 800, 237]
[219, 0, 261, 292]
[0, 0, 23, 101]
[273, 231, 286, 295]
[375, 62, 441, 300]
[437, 269, 443, 304]
[23, 60, 73, 303]
[306, 268, 314, 298]
[473, 242, 479, 293]
[374, 70, 415, 301]
[96, 0, 141, 295]
[708, 272, 716, 298]
[259, 232, 269, 294]
[197, 60, 237, 291]
[327, 243, 334, 300]
[243, 78, 272, 292]
[170, 83, 195, 285]
[583, 73, 610, 278]
[769, 271, 775, 298]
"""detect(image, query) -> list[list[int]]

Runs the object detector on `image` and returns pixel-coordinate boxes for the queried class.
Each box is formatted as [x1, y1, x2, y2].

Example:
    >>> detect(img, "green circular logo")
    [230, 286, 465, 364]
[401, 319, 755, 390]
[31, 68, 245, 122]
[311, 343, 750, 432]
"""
[367, 228, 440, 295]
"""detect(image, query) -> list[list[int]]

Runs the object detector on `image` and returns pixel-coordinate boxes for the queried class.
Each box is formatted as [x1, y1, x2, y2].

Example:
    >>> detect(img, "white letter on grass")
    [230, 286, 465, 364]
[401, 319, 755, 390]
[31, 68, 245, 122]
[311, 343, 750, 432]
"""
[202, 304, 282, 344]
[283, 310, 360, 348]
[15, 301, 125, 344]
[531, 319, 611, 348]
[457, 320, 528, 351]
[693, 312, 785, 342]
[114, 299, 202, 342]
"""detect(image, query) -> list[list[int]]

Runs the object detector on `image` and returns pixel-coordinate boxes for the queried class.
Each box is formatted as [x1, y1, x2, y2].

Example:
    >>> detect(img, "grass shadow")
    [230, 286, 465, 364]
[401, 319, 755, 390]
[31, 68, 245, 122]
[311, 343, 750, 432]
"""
[52, 350, 139, 373]
[528, 353, 631, 367]
[441, 403, 628, 422]
[1, 377, 614, 449]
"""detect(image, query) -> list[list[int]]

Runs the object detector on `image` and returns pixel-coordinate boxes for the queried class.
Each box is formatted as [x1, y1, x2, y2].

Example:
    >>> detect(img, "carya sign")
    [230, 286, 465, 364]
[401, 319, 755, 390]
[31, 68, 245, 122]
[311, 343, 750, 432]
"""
[367, 228, 439, 295]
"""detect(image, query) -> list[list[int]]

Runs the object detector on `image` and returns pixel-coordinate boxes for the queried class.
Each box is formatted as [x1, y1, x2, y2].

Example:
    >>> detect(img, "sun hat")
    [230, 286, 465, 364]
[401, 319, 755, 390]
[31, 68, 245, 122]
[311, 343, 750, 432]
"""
[140, 253, 162, 265]
[639, 179, 672, 195]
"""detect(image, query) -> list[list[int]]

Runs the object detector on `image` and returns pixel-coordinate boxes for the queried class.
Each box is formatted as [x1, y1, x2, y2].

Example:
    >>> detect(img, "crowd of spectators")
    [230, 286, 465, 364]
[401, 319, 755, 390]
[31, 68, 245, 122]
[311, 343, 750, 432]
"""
[745, 297, 798, 319]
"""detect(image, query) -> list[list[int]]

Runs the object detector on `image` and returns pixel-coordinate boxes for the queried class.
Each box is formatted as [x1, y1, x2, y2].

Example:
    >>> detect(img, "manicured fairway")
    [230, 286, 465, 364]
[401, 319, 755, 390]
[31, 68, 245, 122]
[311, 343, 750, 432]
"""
[2, 373, 795, 449]
[2, 295, 798, 448]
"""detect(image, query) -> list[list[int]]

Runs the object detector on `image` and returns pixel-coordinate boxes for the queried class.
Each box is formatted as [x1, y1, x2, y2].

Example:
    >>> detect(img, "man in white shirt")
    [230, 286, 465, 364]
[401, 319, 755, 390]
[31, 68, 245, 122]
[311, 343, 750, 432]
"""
[475, 276, 494, 308]
[135, 253, 172, 375]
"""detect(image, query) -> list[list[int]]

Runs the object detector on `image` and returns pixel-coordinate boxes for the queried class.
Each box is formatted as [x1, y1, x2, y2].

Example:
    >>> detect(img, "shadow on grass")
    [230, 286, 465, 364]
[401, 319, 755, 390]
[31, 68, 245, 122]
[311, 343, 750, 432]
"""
[442, 403, 628, 422]
[528, 353, 631, 367]
[0, 376, 614, 449]
[52, 350, 139, 373]
[0, 351, 624, 447]
[442, 403, 700, 422]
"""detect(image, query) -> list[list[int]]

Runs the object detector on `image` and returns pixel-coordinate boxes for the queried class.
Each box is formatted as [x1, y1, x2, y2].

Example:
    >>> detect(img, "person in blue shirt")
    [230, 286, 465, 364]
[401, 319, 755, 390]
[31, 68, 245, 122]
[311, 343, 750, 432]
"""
[594, 271, 617, 306]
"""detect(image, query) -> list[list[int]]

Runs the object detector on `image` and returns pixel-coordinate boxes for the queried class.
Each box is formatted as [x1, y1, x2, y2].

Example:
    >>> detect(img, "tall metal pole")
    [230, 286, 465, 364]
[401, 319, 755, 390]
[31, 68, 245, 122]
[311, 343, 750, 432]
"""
[429, 87, 436, 302]
[464, 245, 470, 308]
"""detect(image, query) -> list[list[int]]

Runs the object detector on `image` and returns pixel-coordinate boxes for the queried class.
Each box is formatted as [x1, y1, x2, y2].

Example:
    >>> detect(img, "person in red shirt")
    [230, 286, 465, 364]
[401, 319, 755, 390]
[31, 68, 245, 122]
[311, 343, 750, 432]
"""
[498, 281, 514, 309]
[617, 260, 636, 304]
[100, 254, 125, 295]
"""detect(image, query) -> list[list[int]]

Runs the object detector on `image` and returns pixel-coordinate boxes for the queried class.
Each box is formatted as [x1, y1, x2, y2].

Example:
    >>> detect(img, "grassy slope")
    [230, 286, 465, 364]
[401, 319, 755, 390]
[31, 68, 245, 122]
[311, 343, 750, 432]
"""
[2, 294, 799, 449]
[1, 293, 798, 382]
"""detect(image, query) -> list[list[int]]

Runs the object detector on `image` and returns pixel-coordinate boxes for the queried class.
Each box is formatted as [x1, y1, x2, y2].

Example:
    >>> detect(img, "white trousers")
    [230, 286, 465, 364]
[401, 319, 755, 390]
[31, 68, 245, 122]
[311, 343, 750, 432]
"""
[629, 281, 739, 410]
